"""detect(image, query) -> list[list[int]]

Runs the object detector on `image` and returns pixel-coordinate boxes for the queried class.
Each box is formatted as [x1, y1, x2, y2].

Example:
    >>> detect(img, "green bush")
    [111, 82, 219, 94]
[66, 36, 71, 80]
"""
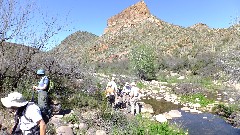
[111, 115, 187, 135]
[180, 93, 214, 107]
[213, 104, 234, 118]
[130, 44, 157, 80]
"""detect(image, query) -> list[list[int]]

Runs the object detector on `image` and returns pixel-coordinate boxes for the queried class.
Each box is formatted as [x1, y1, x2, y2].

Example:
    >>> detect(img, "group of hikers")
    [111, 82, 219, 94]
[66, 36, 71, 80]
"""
[105, 77, 141, 115]
[0, 71, 141, 135]
[1, 69, 50, 135]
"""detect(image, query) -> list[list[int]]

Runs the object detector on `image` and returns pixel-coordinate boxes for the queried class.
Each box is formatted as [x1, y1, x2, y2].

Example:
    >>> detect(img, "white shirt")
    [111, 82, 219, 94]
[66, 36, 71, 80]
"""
[19, 102, 42, 133]
[130, 86, 140, 97]
[109, 81, 117, 91]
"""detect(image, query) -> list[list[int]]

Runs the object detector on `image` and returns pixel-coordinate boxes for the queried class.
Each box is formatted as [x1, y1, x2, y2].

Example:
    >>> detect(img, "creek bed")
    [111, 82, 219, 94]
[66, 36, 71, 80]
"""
[141, 97, 240, 135]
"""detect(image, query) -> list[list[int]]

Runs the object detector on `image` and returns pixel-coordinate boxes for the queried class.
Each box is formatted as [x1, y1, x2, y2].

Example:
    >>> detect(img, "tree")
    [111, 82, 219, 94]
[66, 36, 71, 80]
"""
[0, 0, 63, 94]
[130, 44, 157, 80]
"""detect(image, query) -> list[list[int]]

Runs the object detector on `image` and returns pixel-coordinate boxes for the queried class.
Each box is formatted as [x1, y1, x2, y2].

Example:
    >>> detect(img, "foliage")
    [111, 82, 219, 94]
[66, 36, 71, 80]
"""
[62, 113, 80, 124]
[111, 115, 187, 135]
[136, 81, 147, 89]
[130, 44, 157, 80]
[180, 93, 214, 107]
[212, 104, 234, 118]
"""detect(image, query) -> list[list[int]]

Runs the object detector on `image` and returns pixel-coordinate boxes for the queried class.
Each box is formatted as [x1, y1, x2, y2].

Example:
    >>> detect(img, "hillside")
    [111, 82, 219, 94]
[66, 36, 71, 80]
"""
[50, 1, 239, 65]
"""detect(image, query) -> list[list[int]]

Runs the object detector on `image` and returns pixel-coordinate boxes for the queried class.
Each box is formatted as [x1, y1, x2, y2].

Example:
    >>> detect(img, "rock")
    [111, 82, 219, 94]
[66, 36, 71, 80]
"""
[86, 127, 96, 135]
[156, 96, 163, 100]
[178, 76, 185, 80]
[152, 90, 158, 94]
[74, 123, 79, 128]
[192, 103, 201, 109]
[190, 109, 199, 114]
[181, 107, 190, 112]
[159, 89, 166, 93]
[203, 117, 207, 119]
[223, 92, 228, 95]
[168, 110, 182, 118]
[78, 123, 88, 130]
[96, 130, 107, 135]
[141, 112, 152, 118]
[56, 126, 74, 135]
[50, 115, 64, 127]
[163, 112, 172, 119]
[141, 104, 154, 113]
[155, 114, 167, 123]
[229, 98, 235, 102]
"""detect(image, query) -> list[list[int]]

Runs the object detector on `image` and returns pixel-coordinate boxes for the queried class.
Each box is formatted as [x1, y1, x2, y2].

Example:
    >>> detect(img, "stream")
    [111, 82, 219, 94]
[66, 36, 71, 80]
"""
[141, 97, 240, 135]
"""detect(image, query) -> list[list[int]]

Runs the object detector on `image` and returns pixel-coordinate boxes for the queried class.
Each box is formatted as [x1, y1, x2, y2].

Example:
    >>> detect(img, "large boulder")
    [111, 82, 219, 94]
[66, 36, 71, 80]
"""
[155, 114, 167, 123]
[56, 126, 74, 135]
[141, 103, 154, 113]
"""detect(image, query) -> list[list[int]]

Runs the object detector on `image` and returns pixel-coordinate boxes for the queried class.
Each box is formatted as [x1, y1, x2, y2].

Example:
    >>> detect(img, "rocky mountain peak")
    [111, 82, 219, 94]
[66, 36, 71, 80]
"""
[104, 1, 151, 34]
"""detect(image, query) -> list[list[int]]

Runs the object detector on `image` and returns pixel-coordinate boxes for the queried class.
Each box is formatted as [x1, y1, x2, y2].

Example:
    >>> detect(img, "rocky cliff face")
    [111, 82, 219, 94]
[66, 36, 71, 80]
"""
[104, 1, 151, 34]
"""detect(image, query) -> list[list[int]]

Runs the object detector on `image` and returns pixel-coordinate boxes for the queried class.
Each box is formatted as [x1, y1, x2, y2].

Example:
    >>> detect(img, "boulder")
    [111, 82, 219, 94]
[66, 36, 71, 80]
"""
[79, 123, 88, 130]
[141, 104, 154, 113]
[168, 110, 182, 118]
[96, 130, 107, 135]
[56, 126, 74, 135]
[155, 114, 167, 123]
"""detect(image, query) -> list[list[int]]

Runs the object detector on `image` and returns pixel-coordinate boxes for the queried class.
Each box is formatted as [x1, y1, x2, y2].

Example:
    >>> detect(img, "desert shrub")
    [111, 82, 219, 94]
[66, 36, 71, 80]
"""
[213, 104, 234, 118]
[189, 51, 216, 75]
[180, 93, 214, 107]
[129, 44, 157, 80]
[111, 115, 186, 135]
[159, 55, 188, 72]
[62, 113, 80, 124]
[173, 83, 205, 95]
[95, 60, 132, 75]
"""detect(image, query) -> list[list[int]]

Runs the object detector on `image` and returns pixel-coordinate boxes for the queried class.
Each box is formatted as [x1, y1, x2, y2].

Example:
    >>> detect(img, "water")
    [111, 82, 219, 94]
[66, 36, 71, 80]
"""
[141, 97, 240, 135]
[171, 111, 240, 135]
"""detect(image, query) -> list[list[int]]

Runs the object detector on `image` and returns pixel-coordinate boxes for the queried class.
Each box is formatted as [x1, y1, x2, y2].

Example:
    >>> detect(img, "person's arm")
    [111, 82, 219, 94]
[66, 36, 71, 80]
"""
[37, 119, 46, 135]
[33, 84, 47, 91]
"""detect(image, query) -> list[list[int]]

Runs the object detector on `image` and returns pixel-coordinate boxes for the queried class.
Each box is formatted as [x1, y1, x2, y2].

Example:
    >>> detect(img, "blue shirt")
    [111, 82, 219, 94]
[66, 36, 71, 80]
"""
[37, 76, 49, 92]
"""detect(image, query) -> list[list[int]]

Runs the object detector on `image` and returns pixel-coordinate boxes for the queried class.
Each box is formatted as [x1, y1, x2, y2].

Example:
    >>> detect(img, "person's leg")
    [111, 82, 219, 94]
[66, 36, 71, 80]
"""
[135, 101, 140, 114]
[130, 98, 136, 115]
[38, 91, 48, 110]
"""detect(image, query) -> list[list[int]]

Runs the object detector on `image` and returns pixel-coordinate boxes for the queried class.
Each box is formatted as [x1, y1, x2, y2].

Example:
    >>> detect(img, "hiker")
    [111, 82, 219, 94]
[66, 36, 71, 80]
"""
[105, 82, 116, 108]
[32, 69, 52, 123]
[32, 69, 49, 110]
[1, 92, 46, 135]
[107, 77, 117, 92]
[129, 82, 140, 115]
[122, 82, 131, 109]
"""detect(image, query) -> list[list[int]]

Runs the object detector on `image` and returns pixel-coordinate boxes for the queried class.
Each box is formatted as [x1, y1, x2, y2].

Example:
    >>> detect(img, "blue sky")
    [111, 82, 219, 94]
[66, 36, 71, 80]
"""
[37, 0, 239, 47]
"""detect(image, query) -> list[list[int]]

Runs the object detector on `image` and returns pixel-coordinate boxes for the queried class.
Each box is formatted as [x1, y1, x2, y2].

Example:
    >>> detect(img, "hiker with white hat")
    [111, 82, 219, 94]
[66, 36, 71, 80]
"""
[1, 92, 46, 135]
[108, 77, 117, 92]
[129, 82, 140, 115]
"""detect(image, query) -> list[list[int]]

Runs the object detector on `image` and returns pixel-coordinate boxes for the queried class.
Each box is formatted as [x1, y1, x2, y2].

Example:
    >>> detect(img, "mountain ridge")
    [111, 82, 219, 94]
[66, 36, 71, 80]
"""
[50, 1, 240, 64]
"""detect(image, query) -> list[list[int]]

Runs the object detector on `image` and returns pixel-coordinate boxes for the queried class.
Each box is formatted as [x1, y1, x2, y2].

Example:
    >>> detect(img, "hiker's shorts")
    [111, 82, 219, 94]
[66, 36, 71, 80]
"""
[38, 90, 48, 109]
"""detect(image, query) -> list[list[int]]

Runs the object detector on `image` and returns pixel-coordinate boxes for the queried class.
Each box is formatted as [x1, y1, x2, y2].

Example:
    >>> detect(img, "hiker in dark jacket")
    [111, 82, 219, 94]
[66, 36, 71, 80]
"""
[1, 92, 46, 135]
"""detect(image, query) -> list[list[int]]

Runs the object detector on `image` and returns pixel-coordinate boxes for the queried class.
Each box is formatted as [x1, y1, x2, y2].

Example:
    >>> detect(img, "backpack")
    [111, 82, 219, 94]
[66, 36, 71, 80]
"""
[12, 103, 40, 135]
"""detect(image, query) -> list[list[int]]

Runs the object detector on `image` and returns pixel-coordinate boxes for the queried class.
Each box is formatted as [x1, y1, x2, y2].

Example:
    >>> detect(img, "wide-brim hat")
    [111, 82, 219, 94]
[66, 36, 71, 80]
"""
[1, 92, 28, 108]
[107, 82, 112, 87]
